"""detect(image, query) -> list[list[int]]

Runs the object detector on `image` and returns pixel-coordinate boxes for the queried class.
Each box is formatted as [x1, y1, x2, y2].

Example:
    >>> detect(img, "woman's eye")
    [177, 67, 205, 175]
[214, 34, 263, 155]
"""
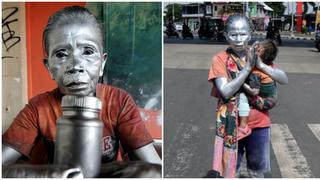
[55, 51, 68, 58]
[83, 48, 94, 55]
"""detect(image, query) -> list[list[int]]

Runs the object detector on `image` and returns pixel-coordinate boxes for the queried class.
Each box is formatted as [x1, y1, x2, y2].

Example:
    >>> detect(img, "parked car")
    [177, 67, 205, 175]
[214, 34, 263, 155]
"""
[174, 22, 183, 31]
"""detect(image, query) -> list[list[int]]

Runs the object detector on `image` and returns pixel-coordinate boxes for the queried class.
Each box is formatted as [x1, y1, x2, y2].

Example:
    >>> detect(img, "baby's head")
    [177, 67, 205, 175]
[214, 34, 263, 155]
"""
[257, 39, 278, 65]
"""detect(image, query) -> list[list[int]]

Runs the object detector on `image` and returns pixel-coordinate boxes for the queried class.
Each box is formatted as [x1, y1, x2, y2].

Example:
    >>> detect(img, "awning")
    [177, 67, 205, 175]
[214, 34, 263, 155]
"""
[258, 2, 274, 12]
[163, 2, 203, 7]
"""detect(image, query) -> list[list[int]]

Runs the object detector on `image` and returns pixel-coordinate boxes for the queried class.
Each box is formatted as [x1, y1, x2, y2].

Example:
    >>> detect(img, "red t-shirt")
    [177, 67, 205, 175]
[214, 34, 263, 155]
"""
[3, 84, 153, 163]
[208, 51, 271, 129]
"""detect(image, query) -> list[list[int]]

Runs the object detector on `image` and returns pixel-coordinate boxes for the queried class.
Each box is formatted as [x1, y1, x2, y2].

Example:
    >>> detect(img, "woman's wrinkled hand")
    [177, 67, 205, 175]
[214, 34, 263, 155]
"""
[245, 46, 257, 70]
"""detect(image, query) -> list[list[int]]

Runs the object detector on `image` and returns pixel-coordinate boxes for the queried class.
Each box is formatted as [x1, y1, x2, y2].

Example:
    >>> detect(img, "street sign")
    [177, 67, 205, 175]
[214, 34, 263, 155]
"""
[281, 16, 285, 22]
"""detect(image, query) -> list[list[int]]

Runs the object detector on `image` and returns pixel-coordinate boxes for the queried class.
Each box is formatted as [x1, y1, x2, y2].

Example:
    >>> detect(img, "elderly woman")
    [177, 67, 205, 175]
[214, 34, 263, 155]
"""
[2, 5, 161, 178]
[208, 14, 288, 178]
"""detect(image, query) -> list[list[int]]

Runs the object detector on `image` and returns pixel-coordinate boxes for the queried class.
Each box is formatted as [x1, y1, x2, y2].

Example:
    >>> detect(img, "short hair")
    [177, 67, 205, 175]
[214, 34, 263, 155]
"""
[259, 39, 278, 64]
[42, 6, 104, 57]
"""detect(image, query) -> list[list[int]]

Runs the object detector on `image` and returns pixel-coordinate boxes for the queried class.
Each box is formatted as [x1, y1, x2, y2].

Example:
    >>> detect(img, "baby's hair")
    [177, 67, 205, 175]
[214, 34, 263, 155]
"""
[259, 39, 278, 64]
[42, 6, 104, 57]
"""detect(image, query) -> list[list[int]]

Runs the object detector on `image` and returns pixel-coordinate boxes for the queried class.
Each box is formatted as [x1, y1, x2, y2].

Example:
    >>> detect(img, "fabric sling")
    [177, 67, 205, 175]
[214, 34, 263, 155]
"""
[212, 49, 244, 178]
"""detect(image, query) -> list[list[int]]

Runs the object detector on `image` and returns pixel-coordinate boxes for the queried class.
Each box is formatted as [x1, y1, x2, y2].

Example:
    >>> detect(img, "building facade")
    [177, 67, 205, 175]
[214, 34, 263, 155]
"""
[181, 2, 272, 31]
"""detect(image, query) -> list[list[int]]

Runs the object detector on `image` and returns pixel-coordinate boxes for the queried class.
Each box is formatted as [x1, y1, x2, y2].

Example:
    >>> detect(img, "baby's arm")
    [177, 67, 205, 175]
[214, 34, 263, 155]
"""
[242, 73, 260, 97]
[249, 83, 278, 111]
[242, 83, 259, 97]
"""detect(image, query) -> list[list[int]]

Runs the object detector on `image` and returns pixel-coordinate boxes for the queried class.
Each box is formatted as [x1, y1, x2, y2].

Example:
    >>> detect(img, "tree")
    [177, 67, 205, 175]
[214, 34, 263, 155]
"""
[265, 2, 285, 16]
[165, 3, 182, 22]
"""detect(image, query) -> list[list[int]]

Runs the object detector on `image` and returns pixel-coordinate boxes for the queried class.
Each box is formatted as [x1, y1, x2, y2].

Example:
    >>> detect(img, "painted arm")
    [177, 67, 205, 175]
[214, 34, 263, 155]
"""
[242, 83, 260, 97]
[256, 58, 288, 85]
[215, 57, 256, 100]
[2, 144, 22, 166]
[214, 47, 257, 100]
[3, 164, 83, 178]
[128, 143, 161, 165]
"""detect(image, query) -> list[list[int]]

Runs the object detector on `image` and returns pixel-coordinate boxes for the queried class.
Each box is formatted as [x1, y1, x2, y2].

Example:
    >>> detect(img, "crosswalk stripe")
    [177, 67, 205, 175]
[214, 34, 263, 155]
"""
[271, 124, 313, 178]
[308, 124, 320, 141]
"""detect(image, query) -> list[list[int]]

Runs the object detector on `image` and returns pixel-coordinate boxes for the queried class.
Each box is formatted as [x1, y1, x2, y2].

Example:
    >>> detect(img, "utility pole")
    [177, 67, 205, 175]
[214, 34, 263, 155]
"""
[243, 2, 246, 15]
[315, 2, 320, 32]
[290, 1, 294, 37]
[172, 4, 175, 22]
[198, 3, 200, 24]
[246, 2, 249, 17]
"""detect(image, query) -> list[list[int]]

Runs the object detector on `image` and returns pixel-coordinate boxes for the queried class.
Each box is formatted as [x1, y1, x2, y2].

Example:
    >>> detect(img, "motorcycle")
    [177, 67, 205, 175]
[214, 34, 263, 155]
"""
[217, 23, 225, 41]
[198, 22, 213, 39]
[182, 23, 194, 39]
[266, 25, 282, 45]
[166, 23, 179, 38]
[315, 30, 320, 52]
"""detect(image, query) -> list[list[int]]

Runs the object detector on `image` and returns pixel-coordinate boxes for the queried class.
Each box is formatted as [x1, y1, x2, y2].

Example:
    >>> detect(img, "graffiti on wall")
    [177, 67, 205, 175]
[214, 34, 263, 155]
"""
[2, 6, 20, 60]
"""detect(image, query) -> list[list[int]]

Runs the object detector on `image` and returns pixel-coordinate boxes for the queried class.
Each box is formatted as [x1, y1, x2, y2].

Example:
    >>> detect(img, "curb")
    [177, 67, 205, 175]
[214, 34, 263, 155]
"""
[253, 32, 315, 41]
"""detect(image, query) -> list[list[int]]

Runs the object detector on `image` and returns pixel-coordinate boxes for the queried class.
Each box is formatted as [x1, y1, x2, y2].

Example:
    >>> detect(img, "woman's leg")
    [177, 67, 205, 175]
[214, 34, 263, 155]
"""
[245, 127, 271, 177]
[236, 137, 247, 177]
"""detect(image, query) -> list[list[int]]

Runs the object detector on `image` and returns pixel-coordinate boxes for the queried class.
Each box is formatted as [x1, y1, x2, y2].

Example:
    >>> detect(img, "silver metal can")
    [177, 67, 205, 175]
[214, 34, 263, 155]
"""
[54, 95, 103, 178]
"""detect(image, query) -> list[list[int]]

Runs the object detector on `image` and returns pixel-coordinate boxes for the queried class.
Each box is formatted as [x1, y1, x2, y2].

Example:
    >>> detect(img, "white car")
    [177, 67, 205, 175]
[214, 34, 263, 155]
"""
[174, 22, 183, 31]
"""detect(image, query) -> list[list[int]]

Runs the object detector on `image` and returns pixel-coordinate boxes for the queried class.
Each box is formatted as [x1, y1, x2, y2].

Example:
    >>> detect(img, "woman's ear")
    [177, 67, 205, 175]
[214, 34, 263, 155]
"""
[43, 58, 55, 80]
[100, 53, 107, 76]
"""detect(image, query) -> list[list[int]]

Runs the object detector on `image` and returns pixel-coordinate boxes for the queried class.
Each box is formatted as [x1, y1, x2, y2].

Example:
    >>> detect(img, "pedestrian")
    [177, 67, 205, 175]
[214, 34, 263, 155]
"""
[208, 14, 288, 178]
[308, 24, 313, 35]
[2, 5, 161, 178]
[266, 22, 274, 39]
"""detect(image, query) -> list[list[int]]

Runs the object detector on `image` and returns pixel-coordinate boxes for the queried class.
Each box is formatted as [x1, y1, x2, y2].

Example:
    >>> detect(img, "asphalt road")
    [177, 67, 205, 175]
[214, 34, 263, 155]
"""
[164, 35, 316, 48]
[163, 38, 320, 178]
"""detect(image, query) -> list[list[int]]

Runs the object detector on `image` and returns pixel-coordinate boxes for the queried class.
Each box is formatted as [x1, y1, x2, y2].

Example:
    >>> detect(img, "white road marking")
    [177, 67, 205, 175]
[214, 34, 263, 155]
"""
[271, 124, 313, 178]
[308, 124, 320, 141]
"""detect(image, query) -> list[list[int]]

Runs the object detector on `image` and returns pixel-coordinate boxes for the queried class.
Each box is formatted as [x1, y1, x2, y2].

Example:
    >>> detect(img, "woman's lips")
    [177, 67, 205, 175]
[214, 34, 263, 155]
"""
[66, 82, 88, 90]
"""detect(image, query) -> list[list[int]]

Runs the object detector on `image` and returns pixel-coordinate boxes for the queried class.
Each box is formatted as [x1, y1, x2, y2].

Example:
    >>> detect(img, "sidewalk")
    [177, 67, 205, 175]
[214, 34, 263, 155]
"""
[188, 30, 316, 40]
[253, 31, 316, 40]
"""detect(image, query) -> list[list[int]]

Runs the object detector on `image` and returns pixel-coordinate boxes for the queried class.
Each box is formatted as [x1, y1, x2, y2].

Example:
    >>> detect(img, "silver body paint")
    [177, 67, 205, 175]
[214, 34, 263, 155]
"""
[2, 145, 21, 166]
[256, 58, 288, 84]
[3, 164, 83, 178]
[44, 23, 104, 96]
[224, 15, 251, 53]
[128, 143, 162, 165]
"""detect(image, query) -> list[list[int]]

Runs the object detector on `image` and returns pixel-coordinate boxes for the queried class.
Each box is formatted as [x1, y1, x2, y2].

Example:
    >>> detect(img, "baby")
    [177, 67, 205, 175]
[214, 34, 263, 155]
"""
[238, 39, 279, 140]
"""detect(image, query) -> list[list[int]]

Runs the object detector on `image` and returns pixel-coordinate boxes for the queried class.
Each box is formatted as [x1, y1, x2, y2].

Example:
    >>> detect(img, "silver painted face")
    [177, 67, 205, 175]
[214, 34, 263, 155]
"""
[45, 23, 105, 96]
[225, 16, 251, 52]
